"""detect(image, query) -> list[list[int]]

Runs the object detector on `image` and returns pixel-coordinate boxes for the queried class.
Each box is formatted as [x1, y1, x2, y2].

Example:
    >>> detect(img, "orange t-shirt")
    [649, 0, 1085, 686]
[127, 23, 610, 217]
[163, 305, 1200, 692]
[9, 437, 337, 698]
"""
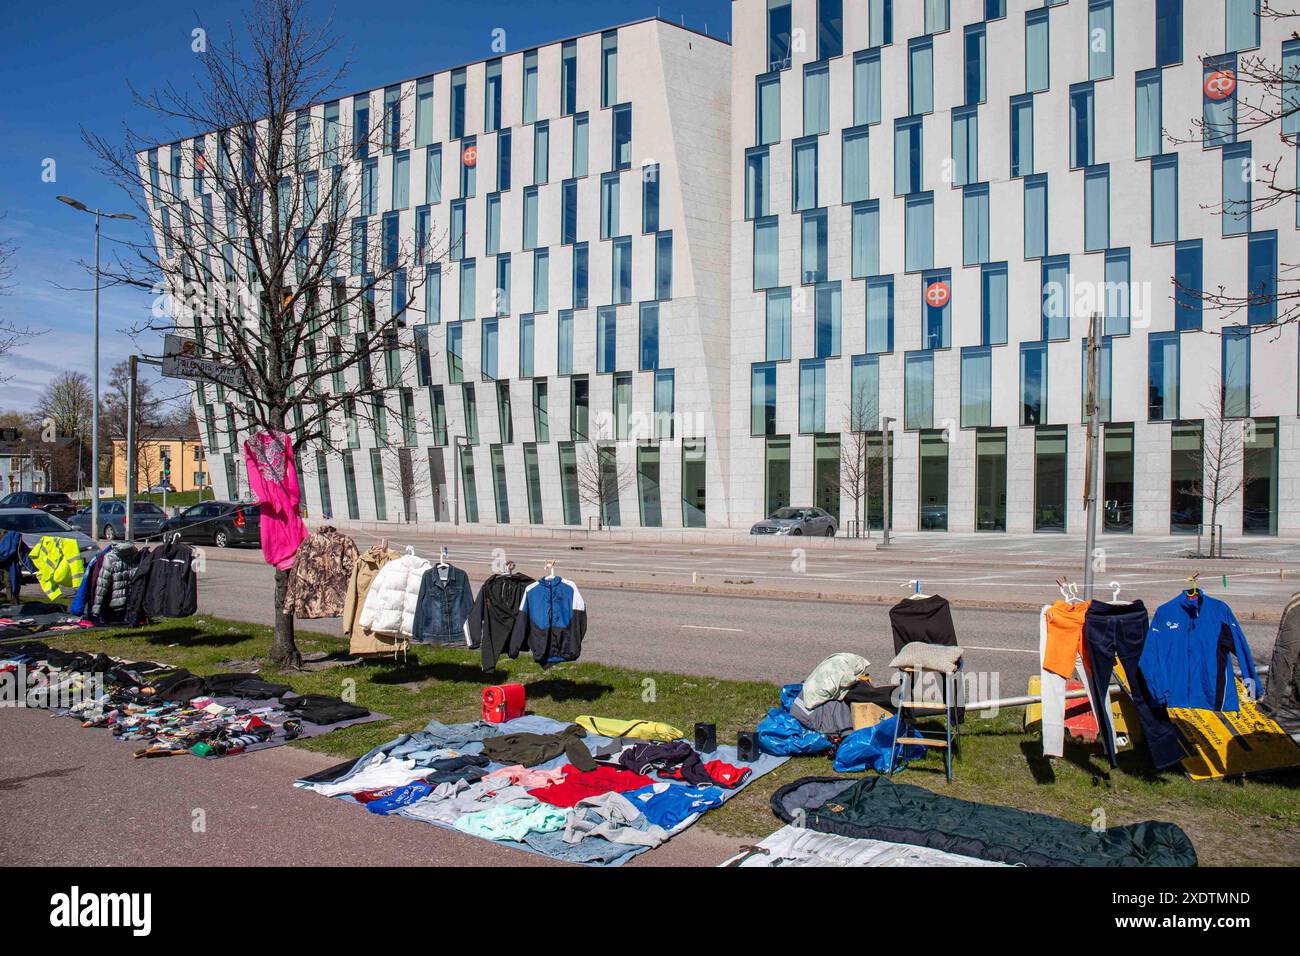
[1042, 600, 1089, 679]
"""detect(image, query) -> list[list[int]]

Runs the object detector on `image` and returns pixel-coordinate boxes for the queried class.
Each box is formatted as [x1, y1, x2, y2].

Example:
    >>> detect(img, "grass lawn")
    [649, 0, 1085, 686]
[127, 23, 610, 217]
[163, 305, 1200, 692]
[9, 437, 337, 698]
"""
[28, 616, 1300, 866]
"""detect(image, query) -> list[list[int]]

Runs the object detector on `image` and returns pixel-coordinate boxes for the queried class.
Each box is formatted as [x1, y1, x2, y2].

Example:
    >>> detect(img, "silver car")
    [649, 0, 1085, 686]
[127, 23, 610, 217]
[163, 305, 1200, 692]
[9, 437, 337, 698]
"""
[0, 508, 99, 581]
[750, 506, 838, 537]
[68, 500, 169, 541]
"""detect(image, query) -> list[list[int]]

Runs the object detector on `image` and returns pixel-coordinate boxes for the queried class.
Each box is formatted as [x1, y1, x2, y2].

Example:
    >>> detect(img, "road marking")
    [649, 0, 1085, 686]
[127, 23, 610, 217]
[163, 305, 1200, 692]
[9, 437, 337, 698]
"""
[680, 624, 745, 633]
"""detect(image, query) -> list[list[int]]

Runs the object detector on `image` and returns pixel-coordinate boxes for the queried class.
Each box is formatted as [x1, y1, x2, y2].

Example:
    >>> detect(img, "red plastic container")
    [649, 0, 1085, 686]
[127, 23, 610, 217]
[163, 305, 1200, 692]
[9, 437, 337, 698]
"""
[482, 684, 525, 723]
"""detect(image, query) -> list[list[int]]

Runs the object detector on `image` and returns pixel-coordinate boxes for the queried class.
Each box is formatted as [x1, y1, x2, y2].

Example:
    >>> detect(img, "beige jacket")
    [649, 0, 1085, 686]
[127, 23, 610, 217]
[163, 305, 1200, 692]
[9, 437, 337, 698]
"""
[343, 546, 405, 655]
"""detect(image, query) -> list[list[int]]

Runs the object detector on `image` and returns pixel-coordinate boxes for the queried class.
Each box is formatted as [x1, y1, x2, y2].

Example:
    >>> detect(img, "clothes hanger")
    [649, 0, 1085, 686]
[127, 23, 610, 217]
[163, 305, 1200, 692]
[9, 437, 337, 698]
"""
[437, 546, 449, 569]
[1186, 572, 1201, 598]
[1107, 581, 1133, 605]
[544, 560, 556, 579]
[904, 579, 929, 600]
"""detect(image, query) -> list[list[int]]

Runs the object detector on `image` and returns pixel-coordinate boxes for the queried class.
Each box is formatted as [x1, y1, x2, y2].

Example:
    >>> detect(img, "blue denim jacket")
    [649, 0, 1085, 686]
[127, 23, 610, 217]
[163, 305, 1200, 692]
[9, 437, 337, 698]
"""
[411, 564, 474, 644]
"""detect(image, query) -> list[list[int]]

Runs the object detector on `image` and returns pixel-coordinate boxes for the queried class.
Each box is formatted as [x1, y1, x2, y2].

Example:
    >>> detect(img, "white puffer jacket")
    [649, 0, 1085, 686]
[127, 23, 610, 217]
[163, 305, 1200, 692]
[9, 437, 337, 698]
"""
[358, 551, 431, 637]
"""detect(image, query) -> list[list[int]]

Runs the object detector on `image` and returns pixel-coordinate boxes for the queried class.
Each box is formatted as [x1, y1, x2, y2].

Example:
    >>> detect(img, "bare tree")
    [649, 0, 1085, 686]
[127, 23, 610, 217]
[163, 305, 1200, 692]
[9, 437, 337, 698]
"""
[1169, 3, 1299, 329]
[1180, 381, 1253, 558]
[0, 220, 34, 384]
[83, 0, 442, 666]
[575, 443, 634, 530]
[834, 380, 877, 537]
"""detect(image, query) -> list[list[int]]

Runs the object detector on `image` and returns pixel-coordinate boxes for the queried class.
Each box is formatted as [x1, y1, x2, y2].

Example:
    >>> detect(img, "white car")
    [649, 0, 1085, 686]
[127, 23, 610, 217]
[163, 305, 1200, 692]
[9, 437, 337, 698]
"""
[0, 508, 99, 582]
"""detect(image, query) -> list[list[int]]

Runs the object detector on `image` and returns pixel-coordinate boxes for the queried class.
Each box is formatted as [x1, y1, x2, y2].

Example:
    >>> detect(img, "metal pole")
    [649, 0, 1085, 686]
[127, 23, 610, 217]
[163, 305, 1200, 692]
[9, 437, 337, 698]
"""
[1083, 313, 1102, 600]
[452, 436, 461, 527]
[125, 355, 137, 542]
[880, 416, 894, 547]
[91, 210, 101, 540]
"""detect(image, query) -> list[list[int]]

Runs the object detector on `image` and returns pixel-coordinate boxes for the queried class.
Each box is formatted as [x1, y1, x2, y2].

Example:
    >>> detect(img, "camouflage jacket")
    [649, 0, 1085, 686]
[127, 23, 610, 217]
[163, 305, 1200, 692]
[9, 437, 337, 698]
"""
[282, 526, 359, 619]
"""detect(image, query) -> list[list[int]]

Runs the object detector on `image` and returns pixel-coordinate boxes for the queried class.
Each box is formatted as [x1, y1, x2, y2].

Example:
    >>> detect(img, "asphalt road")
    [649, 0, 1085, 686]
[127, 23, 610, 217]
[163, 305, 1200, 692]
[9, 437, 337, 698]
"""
[195, 549, 1281, 695]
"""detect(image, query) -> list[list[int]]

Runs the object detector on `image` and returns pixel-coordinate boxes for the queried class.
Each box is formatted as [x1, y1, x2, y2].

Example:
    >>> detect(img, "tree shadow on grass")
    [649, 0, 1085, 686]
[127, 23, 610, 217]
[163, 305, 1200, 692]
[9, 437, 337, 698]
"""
[523, 678, 615, 704]
[369, 660, 506, 686]
[138, 626, 255, 649]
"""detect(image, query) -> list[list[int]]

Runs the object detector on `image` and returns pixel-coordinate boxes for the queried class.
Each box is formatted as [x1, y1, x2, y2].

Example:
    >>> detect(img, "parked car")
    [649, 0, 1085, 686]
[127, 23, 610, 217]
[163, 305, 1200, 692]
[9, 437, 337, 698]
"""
[919, 503, 948, 531]
[0, 491, 81, 521]
[0, 508, 98, 580]
[160, 501, 261, 548]
[750, 506, 837, 536]
[67, 500, 170, 541]
[145, 482, 176, 493]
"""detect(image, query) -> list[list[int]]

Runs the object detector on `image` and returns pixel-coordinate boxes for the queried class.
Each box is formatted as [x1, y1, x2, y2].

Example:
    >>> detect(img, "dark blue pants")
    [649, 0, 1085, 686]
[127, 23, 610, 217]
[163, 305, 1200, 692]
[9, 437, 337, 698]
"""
[1084, 601, 1186, 770]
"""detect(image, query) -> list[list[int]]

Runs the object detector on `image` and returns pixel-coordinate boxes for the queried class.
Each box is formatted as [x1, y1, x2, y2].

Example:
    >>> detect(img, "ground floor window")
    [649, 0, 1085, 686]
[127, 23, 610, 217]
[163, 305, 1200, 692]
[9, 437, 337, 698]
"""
[458, 445, 479, 523]
[224, 454, 238, 499]
[919, 430, 949, 531]
[1170, 421, 1203, 534]
[1243, 418, 1278, 535]
[490, 444, 510, 524]
[814, 434, 840, 522]
[637, 444, 662, 527]
[558, 442, 581, 525]
[396, 447, 417, 522]
[315, 452, 333, 520]
[428, 448, 448, 521]
[368, 449, 388, 522]
[865, 432, 893, 531]
[1103, 423, 1133, 533]
[598, 444, 621, 527]
[975, 428, 1007, 532]
[1033, 426, 1067, 532]
[523, 444, 544, 524]
[765, 436, 790, 516]
[681, 439, 706, 527]
[341, 450, 360, 520]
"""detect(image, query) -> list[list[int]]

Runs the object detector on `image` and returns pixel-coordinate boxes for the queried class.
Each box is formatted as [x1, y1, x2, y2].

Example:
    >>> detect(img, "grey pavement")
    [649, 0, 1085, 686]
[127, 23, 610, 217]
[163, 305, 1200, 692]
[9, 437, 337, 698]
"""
[0, 706, 742, 867]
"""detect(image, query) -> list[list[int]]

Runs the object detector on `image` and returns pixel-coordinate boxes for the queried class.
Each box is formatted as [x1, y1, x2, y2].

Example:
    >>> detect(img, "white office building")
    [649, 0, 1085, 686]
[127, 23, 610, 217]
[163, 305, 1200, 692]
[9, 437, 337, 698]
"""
[152, 2, 1299, 537]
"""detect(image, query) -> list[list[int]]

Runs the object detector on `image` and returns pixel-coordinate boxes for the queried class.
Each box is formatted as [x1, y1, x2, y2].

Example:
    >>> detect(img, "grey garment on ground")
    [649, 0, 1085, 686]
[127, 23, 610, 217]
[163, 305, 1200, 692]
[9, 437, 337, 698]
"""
[1262, 593, 1300, 737]
[563, 791, 668, 848]
[790, 695, 855, 735]
[397, 779, 535, 826]
[523, 828, 645, 865]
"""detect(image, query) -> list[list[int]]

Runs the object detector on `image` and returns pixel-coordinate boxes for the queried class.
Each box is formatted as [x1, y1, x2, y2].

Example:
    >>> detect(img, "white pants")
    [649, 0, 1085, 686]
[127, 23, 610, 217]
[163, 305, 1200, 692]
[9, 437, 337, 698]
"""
[1039, 606, 1096, 758]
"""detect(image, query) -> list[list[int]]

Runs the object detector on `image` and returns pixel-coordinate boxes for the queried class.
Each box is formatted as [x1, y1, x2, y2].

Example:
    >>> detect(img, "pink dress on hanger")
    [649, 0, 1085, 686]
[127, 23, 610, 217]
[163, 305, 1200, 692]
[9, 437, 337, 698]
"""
[243, 430, 309, 571]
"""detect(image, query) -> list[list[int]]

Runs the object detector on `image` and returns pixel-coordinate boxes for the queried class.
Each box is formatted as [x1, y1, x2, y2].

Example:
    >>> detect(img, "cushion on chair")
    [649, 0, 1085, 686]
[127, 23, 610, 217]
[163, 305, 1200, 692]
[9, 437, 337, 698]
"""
[890, 642, 963, 674]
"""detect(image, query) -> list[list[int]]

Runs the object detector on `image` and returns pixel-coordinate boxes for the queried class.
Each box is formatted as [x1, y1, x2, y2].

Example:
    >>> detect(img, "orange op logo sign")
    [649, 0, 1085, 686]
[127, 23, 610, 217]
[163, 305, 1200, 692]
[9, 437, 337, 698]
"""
[925, 281, 951, 309]
[1204, 70, 1236, 101]
[462, 145, 478, 167]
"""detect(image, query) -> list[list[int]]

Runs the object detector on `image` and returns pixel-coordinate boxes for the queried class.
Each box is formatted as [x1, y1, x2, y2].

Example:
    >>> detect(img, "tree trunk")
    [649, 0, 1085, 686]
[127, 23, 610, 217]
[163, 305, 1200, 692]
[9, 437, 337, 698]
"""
[268, 564, 301, 667]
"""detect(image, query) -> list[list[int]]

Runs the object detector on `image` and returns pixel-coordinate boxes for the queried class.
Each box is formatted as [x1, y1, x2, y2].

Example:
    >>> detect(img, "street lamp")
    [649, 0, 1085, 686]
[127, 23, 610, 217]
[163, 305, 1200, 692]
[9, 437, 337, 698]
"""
[879, 416, 895, 548]
[451, 435, 471, 526]
[56, 195, 136, 540]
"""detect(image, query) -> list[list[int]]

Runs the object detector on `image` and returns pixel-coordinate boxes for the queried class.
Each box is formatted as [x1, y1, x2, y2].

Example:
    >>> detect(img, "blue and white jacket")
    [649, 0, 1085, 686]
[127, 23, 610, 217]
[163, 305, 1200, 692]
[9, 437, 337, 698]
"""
[1140, 593, 1259, 711]
[508, 575, 587, 667]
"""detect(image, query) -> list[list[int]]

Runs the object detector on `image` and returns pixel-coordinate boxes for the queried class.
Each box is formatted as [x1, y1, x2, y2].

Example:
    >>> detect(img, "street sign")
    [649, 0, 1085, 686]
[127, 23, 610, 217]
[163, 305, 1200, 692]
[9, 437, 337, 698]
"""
[162, 353, 244, 388]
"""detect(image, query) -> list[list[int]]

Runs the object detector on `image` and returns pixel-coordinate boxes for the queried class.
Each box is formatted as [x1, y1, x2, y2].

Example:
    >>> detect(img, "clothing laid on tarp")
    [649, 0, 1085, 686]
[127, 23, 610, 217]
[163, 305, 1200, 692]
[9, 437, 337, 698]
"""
[243, 430, 309, 571]
[528, 763, 655, 807]
[1141, 592, 1259, 712]
[771, 776, 1198, 867]
[359, 550, 431, 639]
[888, 594, 958, 652]
[801, 652, 870, 707]
[343, 545, 401, 655]
[1261, 592, 1300, 737]
[1084, 600, 1186, 770]
[480, 724, 588, 767]
[790, 694, 855, 735]
[283, 526, 358, 618]
[412, 562, 473, 645]
[1038, 600, 1099, 758]
[574, 716, 684, 741]
[467, 571, 536, 670]
[509, 574, 588, 666]
[29, 535, 85, 602]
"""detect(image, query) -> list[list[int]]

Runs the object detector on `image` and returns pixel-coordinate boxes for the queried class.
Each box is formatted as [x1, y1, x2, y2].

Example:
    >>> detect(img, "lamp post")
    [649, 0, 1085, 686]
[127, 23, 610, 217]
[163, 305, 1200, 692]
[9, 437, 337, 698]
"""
[879, 416, 895, 548]
[452, 435, 470, 526]
[56, 196, 136, 541]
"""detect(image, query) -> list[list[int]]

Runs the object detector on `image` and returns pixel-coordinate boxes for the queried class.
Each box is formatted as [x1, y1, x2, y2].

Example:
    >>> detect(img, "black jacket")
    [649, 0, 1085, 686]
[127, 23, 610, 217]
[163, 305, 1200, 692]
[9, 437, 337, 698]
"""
[888, 595, 958, 652]
[143, 539, 198, 618]
[467, 572, 535, 670]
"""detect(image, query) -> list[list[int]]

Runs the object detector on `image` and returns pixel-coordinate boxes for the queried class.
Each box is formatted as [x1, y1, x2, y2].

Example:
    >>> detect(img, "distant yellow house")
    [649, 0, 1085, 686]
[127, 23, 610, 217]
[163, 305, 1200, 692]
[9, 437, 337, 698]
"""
[112, 437, 208, 495]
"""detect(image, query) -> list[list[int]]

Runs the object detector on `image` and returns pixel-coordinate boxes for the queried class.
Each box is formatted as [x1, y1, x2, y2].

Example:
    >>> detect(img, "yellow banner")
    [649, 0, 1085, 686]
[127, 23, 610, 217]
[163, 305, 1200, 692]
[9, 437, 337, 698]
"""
[1169, 682, 1300, 781]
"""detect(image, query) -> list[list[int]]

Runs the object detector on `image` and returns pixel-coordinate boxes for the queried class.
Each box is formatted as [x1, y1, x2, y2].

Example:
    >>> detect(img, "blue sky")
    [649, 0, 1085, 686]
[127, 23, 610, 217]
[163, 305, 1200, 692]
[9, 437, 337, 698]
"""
[0, 0, 731, 411]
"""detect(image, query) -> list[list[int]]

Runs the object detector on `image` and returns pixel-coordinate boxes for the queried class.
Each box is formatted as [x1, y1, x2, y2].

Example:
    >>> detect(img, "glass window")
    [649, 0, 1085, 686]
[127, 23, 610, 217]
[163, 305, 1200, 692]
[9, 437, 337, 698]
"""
[1104, 249, 1131, 336]
[766, 288, 792, 361]
[681, 440, 706, 528]
[793, 138, 818, 211]
[1243, 418, 1278, 535]
[963, 184, 990, 266]
[639, 302, 659, 370]
[1222, 144, 1252, 237]
[572, 114, 589, 178]
[1020, 342, 1047, 426]
[757, 74, 782, 146]
[961, 347, 992, 428]
[601, 30, 618, 107]
[1283, 41, 1300, 139]
[1147, 332, 1180, 421]
[854, 50, 882, 126]
[458, 258, 476, 320]
[426, 144, 442, 204]
[392, 151, 410, 209]
[754, 217, 779, 290]
[612, 236, 632, 305]
[1084, 165, 1110, 252]
[895, 118, 922, 195]
[818, 0, 843, 59]
[572, 243, 589, 309]
[1247, 231, 1277, 325]
[952, 108, 978, 187]
[1041, 256, 1070, 340]
[654, 370, 675, 439]
[481, 319, 499, 380]
[975, 429, 1007, 532]
[1088, 0, 1114, 80]
[484, 60, 502, 133]
[1205, 55, 1239, 148]
[638, 445, 662, 527]
[558, 443, 580, 525]
[1136, 70, 1163, 159]
[460, 135, 477, 198]
[1170, 422, 1203, 534]
[519, 314, 535, 378]
[918, 430, 949, 531]
[1024, 174, 1048, 258]
[494, 254, 510, 317]
[1174, 240, 1203, 330]
[869, 0, 893, 47]
[852, 201, 880, 278]
[642, 163, 660, 233]
[1026, 10, 1050, 93]
[815, 281, 841, 358]
[450, 69, 466, 139]
[557, 310, 574, 375]
[909, 38, 934, 115]
[490, 444, 510, 522]
[769, 0, 793, 70]
[600, 172, 620, 239]
[1151, 154, 1179, 244]
[1226, 0, 1260, 53]
[1010, 95, 1034, 178]
[597, 307, 616, 374]
[534, 122, 549, 185]
[1221, 327, 1251, 418]
[804, 63, 830, 136]
[801, 209, 828, 283]
[981, 262, 1008, 345]
[922, 270, 951, 349]
[570, 375, 589, 440]
[904, 351, 934, 430]
[485, 193, 502, 256]
[1156, 0, 1183, 67]
[851, 354, 880, 431]
[799, 359, 826, 433]
[533, 248, 549, 313]
[612, 373, 632, 440]
[562, 179, 578, 244]
[522, 187, 539, 250]
[866, 276, 894, 354]
[746, 148, 771, 220]
[752, 363, 778, 435]
[815, 434, 841, 521]
[764, 437, 791, 516]
[368, 449, 388, 521]
[341, 451, 360, 520]
[532, 379, 549, 441]
[1070, 85, 1095, 168]
[1103, 423, 1134, 533]
[1034, 426, 1067, 532]
[904, 193, 933, 273]
[612, 105, 632, 170]
[842, 127, 870, 204]
[655, 232, 673, 300]
[524, 444, 543, 524]
[965, 24, 986, 106]
[561, 40, 577, 116]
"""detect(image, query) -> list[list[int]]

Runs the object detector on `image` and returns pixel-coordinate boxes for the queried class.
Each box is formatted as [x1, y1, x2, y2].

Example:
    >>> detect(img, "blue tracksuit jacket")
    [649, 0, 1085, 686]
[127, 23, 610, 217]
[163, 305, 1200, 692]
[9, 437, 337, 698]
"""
[1140, 593, 1259, 711]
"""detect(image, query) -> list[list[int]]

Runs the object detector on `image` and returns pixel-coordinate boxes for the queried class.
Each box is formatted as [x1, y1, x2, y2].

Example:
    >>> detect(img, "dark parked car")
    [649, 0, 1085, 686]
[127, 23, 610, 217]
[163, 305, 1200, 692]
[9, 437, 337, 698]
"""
[750, 506, 838, 536]
[0, 491, 81, 521]
[161, 501, 260, 548]
[68, 500, 169, 541]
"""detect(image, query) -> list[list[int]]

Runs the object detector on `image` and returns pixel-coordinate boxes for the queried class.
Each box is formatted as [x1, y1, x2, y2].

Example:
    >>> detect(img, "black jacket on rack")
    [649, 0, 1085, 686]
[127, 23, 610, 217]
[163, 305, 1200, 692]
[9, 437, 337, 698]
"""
[888, 594, 958, 653]
[467, 572, 536, 670]
[143, 539, 198, 618]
